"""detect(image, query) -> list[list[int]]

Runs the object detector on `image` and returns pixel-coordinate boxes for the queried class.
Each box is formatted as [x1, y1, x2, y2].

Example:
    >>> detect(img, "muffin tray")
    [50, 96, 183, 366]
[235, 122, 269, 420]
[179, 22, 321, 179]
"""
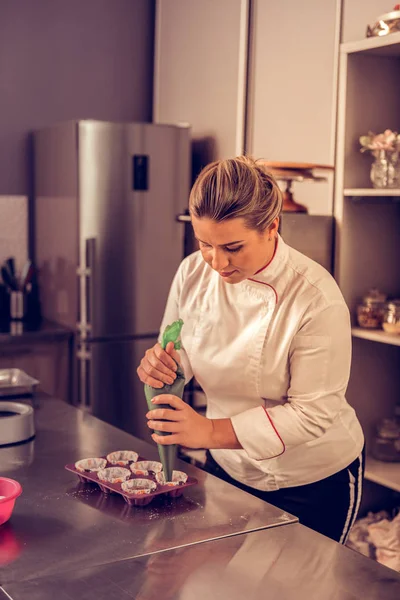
[65, 454, 198, 507]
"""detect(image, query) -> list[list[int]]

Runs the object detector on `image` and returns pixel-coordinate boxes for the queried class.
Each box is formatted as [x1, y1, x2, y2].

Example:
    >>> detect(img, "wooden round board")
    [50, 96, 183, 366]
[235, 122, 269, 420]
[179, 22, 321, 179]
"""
[261, 161, 334, 171]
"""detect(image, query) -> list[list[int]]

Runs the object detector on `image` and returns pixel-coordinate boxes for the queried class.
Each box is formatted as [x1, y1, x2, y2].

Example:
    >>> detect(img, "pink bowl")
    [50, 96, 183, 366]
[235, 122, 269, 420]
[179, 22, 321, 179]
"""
[0, 478, 22, 526]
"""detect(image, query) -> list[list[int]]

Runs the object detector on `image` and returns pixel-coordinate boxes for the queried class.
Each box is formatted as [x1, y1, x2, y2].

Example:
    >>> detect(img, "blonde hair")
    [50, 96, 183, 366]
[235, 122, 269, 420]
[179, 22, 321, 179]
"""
[189, 156, 282, 232]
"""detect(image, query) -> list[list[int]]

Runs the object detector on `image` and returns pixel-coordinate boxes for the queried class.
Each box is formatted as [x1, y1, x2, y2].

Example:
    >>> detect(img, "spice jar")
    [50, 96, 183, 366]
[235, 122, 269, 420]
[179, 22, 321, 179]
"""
[371, 418, 400, 462]
[356, 288, 387, 329]
[382, 299, 400, 335]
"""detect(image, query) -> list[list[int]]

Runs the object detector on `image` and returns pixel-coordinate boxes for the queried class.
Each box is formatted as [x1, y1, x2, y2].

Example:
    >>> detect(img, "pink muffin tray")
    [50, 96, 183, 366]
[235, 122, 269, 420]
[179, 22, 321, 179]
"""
[65, 453, 198, 507]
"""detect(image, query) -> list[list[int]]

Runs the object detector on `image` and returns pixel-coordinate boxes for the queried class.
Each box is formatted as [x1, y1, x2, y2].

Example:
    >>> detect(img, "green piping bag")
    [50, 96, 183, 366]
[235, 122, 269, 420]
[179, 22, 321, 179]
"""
[144, 319, 185, 482]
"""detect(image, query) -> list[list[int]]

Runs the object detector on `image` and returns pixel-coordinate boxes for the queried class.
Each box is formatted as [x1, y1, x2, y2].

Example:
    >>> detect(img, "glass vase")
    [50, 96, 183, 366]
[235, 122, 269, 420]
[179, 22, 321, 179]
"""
[370, 150, 391, 188]
[370, 150, 400, 188]
[388, 151, 400, 189]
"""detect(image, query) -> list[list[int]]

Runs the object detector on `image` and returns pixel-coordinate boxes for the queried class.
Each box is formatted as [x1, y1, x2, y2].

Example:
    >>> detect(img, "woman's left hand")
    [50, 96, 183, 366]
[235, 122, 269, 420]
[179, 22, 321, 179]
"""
[146, 395, 213, 449]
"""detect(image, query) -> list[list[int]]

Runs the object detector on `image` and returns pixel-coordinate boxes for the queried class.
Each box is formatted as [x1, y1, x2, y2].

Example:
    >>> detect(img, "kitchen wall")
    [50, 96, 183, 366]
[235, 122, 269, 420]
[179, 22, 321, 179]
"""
[0, 0, 155, 196]
[0, 196, 28, 273]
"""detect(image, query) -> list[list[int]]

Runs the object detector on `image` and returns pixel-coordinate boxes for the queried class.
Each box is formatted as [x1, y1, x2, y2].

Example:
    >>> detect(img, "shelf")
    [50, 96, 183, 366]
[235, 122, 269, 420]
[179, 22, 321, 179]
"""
[365, 456, 400, 492]
[341, 31, 400, 57]
[344, 188, 400, 197]
[352, 327, 400, 346]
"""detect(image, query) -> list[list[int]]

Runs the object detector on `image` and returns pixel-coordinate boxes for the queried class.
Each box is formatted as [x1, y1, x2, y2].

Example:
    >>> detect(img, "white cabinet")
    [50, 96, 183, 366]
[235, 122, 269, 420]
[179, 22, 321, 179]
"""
[246, 0, 340, 215]
[154, 0, 249, 164]
[154, 0, 340, 215]
[334, 32, 400, 494]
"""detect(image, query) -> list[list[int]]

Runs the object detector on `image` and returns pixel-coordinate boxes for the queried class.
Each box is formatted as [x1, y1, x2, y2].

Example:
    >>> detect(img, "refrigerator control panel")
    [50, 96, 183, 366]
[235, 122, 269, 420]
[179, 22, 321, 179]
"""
[132, 155, 148, 191]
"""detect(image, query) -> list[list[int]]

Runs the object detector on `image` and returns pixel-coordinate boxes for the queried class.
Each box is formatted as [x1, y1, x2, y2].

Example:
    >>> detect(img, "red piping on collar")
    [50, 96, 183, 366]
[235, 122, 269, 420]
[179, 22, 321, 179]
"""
[247, 279, 278, 304]
[254, 236, 278, 274]
[247, 236, 279, 303]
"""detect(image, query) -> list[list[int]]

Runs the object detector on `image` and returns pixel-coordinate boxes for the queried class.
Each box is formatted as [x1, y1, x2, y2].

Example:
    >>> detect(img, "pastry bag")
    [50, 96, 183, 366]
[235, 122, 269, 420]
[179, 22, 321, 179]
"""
[144, 319, 185, 482]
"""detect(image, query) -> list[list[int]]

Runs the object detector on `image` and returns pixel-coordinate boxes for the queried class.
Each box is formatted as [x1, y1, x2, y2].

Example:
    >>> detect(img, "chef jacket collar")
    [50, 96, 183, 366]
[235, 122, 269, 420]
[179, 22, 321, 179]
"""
[246, 234, 289, 302]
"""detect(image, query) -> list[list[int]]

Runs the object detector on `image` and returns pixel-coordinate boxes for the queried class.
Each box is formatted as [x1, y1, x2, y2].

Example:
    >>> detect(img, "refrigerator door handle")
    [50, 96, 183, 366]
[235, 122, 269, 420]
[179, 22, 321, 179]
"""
[85, 237, 96, 337]
[176, 214, 191, 223]
[76, 343, 92, 409]
[77, 237, 96, 339]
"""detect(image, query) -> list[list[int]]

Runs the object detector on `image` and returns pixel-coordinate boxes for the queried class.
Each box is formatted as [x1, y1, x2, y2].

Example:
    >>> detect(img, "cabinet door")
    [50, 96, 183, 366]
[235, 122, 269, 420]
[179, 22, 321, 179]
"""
[247, 0, 340, 215]
[0, 339, 71, 402]
[154, 0, 249, 172]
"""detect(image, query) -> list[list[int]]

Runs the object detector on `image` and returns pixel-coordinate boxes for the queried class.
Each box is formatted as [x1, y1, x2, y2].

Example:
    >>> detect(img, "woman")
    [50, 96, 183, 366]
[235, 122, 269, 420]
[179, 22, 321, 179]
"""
[137, 156, 364, 543]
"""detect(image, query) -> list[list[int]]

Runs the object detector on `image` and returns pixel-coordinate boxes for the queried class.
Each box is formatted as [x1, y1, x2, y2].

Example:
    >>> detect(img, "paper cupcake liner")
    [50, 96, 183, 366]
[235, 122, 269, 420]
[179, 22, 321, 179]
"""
[97, 467, 131, 484]
[106, 450, 139, 466]
[121, 478, 157, 496]
[130, 461, 163, 476]
[75, 458, 107, 473]
[155, 470, 188, 486]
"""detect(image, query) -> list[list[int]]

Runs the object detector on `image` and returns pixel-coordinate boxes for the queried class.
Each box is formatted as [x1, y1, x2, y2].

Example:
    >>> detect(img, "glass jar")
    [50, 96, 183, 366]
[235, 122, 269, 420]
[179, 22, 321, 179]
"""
[356, 289, 386, 329]
[371, 418, 400, 462]
[382, 299, 400, 335]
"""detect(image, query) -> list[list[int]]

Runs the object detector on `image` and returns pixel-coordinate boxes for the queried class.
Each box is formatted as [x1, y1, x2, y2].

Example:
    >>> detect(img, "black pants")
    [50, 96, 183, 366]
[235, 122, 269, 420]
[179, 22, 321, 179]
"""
[204, 448, 365, 543]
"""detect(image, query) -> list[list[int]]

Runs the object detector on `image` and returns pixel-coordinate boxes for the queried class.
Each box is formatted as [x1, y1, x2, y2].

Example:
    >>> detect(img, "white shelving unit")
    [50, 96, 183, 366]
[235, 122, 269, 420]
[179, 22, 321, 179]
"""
[344, 188, 400, 197]
[340, 31, 400, 56]
[365, 457, 400, 494]
[352, 327, 400, 347]
[335, 34, 400, 495]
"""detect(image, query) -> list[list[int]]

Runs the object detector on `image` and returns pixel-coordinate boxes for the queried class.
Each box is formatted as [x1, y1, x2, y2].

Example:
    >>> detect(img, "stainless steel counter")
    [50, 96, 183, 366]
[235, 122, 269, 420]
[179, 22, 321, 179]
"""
[0, 396, 296, 584]
[2, 523, 400, 600]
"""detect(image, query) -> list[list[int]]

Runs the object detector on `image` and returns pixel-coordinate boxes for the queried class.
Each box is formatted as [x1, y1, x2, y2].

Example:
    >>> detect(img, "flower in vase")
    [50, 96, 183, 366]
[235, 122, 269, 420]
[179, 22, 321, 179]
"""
[359, 129, 400, 156]
[360, 130, 400, 189]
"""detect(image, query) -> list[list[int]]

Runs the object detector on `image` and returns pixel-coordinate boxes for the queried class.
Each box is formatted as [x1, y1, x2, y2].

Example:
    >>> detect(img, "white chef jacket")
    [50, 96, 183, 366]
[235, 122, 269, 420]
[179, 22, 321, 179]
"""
[159, 234, 364, 491]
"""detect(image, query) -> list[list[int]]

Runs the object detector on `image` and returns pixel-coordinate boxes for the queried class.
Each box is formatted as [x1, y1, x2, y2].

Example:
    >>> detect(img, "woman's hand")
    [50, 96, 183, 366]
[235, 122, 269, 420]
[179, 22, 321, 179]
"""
[146, 395, 213, 448]
[137, 342, 181, 389]
[146, 395, 242, 450]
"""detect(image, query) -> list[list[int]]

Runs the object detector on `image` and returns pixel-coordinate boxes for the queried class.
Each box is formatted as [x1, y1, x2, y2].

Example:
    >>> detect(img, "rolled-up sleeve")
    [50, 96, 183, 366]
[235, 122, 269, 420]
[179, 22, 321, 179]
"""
[231, 303, 351, 461]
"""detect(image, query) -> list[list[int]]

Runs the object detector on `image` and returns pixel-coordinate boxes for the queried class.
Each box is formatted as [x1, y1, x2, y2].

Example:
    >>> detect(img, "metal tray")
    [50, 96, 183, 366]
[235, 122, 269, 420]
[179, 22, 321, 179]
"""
[0, 369, 39, 397]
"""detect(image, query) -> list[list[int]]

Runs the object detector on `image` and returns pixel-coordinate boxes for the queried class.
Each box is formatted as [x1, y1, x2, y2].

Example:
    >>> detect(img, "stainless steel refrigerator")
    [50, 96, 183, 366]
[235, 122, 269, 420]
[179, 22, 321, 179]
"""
[34, 120, 190, 441]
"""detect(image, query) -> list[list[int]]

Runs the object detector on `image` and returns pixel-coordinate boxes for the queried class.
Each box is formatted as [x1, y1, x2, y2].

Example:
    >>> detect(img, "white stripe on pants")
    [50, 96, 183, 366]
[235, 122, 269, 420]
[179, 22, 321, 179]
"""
[340, 452, 363, 544]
